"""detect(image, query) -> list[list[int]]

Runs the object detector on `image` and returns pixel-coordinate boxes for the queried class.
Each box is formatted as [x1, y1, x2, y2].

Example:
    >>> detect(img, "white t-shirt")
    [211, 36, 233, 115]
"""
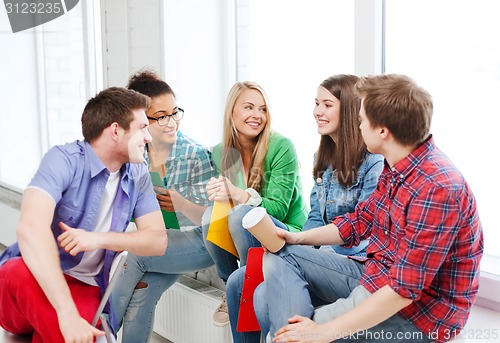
[66, 170, 121, 285]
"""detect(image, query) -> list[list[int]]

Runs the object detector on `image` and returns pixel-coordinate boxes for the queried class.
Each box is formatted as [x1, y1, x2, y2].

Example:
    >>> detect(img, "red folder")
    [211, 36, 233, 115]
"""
[237, 247, 265, 332]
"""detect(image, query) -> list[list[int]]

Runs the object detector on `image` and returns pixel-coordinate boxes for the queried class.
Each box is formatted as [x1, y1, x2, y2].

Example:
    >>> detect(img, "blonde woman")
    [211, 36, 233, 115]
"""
[203, 81, 308, 328]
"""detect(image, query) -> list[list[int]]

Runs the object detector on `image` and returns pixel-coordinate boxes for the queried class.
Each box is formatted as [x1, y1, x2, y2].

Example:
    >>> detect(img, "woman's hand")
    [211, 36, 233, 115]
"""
[153, 186, 182, 212]
[206, 177, 222, 200]
[206, 176, 251, 204]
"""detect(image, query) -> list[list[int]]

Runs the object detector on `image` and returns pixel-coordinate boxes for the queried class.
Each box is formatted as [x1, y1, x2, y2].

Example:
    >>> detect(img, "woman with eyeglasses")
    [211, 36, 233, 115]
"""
[111, 70, 218, 343]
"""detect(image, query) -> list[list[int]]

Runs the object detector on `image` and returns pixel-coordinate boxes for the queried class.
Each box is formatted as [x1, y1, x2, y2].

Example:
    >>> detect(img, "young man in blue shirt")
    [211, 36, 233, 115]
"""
[0, 87, 168, 343]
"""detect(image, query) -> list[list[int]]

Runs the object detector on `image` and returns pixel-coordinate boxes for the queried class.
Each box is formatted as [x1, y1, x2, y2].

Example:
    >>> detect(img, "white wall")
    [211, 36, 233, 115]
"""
[100, 0, 232, 149]
[160, 0, 235, 148]
[0, 199, 20, 246]
[101, 0, 163, 88]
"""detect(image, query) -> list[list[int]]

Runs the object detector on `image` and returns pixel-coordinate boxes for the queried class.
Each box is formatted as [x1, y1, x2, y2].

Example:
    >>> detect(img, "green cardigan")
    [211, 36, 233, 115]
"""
[212, 132, 308, 232]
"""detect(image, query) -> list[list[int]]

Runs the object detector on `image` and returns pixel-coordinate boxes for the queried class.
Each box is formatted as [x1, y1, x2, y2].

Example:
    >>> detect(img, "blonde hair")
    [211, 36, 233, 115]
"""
[221, 81, 271, 193]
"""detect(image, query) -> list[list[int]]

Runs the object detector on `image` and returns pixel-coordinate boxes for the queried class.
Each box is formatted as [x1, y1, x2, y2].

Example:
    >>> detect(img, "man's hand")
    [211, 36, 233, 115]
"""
[262, 229, 300, 253]
[57, 222, 101, 256]
[58, 310, 104, 343]
[276, 229, 301, 246]
[273, 315, 331, 343]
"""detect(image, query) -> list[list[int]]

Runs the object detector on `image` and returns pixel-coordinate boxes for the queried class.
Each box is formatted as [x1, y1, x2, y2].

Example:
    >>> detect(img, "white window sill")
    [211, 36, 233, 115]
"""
[453, 305, 500, 342]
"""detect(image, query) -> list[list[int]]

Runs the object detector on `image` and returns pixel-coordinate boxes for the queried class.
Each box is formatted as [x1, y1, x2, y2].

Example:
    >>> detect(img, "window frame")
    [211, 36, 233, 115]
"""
[378, 0, 499, 309]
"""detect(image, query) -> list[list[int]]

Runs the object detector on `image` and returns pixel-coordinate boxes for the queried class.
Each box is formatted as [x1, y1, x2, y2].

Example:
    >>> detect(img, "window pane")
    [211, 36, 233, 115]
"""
[0, 10, 42, 190]
[162, 0, 230, 149]
[237, 0, 355, 197]
[385, 0, 500, 258]
[42, 6, 87, 147]
[0, 4, 89, 189]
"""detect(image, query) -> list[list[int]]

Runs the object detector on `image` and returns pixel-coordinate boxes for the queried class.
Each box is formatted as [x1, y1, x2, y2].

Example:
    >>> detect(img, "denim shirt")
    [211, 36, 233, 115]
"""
[303, 151, 384, 255]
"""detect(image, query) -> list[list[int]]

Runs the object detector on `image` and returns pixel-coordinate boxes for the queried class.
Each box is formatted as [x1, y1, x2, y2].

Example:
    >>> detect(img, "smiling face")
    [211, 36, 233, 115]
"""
[146, 93, 179, 146]
[231, 88, 268, 144]
[314, 85, 341, 141]
[125, 108, 152, 163]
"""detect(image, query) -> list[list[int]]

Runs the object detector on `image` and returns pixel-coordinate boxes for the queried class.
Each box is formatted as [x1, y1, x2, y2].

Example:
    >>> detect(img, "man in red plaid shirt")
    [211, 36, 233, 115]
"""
[255, 74, 483, 343]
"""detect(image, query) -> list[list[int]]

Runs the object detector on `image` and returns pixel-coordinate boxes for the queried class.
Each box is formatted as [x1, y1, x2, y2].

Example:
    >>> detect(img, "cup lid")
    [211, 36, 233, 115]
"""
[242, 207, 267, 229]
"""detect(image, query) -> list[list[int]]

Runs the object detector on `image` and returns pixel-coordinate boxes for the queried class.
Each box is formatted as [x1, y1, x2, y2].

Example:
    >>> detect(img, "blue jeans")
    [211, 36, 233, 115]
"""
[111, 226, 215, 343]
[256, 245, 430, 342]
[222, 205, 288, 343]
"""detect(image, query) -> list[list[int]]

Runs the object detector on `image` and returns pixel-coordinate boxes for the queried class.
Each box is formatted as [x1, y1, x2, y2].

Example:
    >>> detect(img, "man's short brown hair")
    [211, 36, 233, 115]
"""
[355, 74, 433, 146]
[81, 87, 150, 143]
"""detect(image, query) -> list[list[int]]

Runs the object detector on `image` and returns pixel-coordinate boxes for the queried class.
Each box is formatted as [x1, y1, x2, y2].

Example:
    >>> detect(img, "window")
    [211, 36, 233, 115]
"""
[0, 2, 101, 190]
[237, 0, 356, 196]
[385, 0, 500, 265]
[0, 10, 43, 191]
[161, 0, 234, 150]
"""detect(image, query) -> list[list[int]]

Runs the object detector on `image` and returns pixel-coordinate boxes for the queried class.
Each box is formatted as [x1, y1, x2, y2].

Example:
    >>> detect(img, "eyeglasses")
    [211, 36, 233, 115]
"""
[147, 108, 184, 126]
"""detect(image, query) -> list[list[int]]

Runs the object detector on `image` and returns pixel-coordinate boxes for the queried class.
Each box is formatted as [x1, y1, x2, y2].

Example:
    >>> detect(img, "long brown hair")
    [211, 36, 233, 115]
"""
[221, 81, 271, 193]
[313, 75, 366, 188]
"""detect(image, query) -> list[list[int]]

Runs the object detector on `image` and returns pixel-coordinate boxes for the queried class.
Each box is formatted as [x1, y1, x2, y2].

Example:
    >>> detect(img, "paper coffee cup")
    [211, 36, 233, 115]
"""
[242, 207, 286, 253]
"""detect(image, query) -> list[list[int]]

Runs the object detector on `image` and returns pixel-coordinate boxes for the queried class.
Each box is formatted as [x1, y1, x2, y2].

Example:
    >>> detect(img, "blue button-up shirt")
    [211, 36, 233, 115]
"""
[0, 140, 159, 287]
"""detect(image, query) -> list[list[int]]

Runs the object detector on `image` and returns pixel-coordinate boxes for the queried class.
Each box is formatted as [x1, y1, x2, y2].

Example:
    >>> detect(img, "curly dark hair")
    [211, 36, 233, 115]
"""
[127, 69, 175, 98]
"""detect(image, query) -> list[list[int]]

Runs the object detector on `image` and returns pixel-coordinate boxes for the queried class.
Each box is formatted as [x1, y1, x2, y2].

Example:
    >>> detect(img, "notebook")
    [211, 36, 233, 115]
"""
[149, 171, 180, 229]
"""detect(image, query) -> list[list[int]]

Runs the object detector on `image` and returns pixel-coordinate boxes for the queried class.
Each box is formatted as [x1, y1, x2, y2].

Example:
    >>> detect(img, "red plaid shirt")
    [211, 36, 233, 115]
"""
[334, 136, 483, 343]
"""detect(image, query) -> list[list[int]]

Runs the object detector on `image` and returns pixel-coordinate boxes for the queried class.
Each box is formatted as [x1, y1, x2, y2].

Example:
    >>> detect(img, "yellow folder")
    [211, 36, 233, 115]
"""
[206, 201, 239, 258]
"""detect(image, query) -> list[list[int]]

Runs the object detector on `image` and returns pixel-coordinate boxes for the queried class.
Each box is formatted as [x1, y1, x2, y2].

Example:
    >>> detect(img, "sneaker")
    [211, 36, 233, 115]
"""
[213, 293, 230, 327]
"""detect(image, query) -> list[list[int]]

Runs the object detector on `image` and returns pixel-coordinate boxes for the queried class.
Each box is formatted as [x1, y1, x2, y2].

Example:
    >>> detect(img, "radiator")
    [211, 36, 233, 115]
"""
[153, 275, 233, 343]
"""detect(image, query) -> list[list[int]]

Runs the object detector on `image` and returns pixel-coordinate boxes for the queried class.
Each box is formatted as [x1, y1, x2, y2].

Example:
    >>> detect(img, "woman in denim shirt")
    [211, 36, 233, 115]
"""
[305, 153, 383, 255]
[304, 74, 383, 256]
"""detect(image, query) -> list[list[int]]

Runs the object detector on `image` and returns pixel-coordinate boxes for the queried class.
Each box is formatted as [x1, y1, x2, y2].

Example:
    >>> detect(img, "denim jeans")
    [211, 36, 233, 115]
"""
[111, 226, 215, 343]
[222, 205, 288, 343]
[257, 245, 429, 342]
[226, 267, 264, 343]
